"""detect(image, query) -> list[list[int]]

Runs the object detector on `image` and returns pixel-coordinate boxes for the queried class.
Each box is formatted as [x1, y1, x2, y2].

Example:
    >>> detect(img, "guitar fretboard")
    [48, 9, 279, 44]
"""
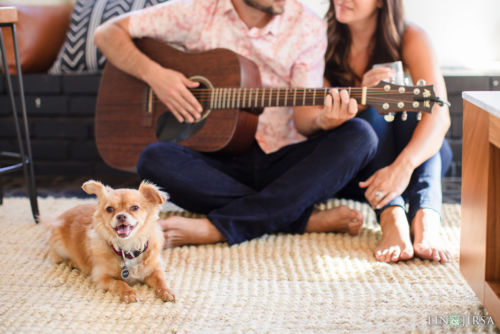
[149, 82, 436, 114]
[191, 87, 367, 109]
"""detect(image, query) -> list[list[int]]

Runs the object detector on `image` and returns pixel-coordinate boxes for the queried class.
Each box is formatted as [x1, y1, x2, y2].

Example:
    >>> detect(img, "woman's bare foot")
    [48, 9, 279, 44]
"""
[411, 209, 451, 263]
[305, 205, 363, 235]
[375, 206, 414, 263]
[159, 216, 225, 248]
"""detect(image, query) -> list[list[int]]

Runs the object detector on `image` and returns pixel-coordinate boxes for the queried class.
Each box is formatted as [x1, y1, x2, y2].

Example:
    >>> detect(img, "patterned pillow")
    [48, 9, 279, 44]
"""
[49, 0, 169, 74]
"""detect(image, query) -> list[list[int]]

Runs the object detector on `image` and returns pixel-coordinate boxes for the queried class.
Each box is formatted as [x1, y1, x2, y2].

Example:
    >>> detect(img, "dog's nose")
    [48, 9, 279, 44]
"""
[116, 214, 127, 223]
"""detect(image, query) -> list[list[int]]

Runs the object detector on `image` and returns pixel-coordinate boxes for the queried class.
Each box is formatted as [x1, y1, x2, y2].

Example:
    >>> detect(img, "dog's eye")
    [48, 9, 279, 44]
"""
[130, 205, 139, 211]
[106, 206, 114, 213]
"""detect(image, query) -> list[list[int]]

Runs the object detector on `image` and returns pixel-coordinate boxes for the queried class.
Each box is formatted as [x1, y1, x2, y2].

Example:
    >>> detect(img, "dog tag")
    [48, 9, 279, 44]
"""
[119, 252, 130, 279]
[121, 262, 130, 279]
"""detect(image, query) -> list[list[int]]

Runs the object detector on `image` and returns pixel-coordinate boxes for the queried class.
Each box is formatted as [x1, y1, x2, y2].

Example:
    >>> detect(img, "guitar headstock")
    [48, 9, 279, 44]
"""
[368, 80, 448, 115]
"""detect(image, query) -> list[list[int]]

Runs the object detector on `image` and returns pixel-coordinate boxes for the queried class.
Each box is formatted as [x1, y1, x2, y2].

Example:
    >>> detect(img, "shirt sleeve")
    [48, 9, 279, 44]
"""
[128, 0, 205, 45]
[290, 18, 327, 89]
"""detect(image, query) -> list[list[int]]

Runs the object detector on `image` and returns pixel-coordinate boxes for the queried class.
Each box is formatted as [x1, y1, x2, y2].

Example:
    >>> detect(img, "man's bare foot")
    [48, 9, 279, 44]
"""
[305, 205, 363, 236]
[411, 209, 451, 263]
[375, 206, 414, 263]
[159, 216, 225, 248]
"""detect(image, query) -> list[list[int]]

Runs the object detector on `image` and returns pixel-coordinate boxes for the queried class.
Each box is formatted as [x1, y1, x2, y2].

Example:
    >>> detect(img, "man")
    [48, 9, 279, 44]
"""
[94, 0, 378, 248]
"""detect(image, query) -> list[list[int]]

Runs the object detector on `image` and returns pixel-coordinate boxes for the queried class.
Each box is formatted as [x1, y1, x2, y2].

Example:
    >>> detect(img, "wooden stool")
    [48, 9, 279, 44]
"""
[0, 7, 39, 223]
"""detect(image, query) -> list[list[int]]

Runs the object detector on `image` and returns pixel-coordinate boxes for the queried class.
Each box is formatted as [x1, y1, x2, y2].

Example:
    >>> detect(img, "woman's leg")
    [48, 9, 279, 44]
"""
[339, 108, 413, 262]
[337, 108, 405, 211]
[393, 113, 453, 222]
[393, 113, 452, 263]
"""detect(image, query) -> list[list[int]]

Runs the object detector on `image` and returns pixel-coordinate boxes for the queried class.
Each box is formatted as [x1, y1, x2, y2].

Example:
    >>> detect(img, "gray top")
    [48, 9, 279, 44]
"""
[462, 91, 500, 118]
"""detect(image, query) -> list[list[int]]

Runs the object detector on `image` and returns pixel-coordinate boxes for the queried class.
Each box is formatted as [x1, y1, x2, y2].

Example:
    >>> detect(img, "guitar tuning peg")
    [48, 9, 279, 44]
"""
[401, 111, 408, 121]
[416, 79, 426, 86]
[384, 113, 395, 122]
[417, 112, 422, 121]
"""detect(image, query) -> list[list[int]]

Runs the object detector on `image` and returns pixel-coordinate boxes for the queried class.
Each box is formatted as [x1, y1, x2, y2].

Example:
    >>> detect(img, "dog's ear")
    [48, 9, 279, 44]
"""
[139, 181, 169, 205]
[82, 180, 109, 198]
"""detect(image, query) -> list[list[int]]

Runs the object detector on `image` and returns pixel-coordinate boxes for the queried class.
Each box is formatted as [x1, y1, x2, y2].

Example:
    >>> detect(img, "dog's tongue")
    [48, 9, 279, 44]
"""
[116, 224, 133, 238]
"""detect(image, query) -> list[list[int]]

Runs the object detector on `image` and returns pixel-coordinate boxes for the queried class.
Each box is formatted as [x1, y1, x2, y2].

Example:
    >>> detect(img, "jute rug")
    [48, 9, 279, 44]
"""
[0, 197, 498, 334]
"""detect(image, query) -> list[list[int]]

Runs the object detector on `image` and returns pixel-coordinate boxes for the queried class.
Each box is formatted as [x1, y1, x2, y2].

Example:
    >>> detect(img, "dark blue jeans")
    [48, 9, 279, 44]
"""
[137, 118, 378, 245]
[337, 107, 452, 223]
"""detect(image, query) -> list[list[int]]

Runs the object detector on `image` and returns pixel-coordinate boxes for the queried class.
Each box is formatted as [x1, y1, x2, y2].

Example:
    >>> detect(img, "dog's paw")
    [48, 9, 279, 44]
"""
[121, 290, 138, 303]
[156, 288, 175, 302]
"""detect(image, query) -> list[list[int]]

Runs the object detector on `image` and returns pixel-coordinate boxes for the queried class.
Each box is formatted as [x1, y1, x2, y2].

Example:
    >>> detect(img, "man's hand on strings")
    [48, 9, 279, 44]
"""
[148, 67, 202, 123]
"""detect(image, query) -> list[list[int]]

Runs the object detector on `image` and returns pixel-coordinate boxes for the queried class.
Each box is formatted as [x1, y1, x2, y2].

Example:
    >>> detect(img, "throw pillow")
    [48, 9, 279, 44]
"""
[49, 0, 169, 74]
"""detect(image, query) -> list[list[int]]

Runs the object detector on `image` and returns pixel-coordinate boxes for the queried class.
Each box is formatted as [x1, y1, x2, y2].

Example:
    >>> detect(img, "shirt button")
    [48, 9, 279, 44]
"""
[248, 27, 260, 38]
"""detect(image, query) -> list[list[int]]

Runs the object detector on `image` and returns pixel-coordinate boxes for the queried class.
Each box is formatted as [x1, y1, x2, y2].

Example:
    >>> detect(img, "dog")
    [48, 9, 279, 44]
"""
[44, 180, 175, 303]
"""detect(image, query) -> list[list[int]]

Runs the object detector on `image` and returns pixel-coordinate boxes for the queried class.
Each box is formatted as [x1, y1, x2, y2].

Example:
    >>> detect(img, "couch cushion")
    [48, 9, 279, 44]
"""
[0, 4, 72, 73]
[49, 0, 169, 74]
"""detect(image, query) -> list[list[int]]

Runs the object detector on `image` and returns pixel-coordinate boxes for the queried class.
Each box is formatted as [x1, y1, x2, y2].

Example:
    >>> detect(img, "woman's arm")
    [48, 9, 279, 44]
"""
[360, 24, 451, 209]
[395, 23, 451, 170]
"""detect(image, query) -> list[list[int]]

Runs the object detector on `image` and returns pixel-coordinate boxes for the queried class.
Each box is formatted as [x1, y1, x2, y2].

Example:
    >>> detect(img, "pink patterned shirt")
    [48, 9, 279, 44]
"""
[128, 0, 326, 153]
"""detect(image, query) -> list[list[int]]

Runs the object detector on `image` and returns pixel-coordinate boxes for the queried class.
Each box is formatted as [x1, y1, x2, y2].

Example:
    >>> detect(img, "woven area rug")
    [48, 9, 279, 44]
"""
[0, 197, 498, 333]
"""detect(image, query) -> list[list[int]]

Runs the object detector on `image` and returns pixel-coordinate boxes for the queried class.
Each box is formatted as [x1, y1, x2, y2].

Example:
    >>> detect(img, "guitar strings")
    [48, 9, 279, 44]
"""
[153, 95, 429, 102]
[150, 88, 432, 106]
[152, 92, 427, 99]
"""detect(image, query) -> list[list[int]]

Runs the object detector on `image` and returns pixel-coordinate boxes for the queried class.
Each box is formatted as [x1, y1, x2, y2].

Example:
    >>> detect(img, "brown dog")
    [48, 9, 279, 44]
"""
[44, 180, 175, 303]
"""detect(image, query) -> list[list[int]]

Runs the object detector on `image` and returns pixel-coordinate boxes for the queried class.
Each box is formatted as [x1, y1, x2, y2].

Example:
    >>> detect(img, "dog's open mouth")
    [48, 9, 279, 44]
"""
[114, 223, 135, 238]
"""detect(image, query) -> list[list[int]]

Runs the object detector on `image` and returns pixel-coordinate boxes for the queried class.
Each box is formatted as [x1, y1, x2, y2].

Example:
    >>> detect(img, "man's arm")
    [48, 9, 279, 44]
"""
[94, 15, 202, 122]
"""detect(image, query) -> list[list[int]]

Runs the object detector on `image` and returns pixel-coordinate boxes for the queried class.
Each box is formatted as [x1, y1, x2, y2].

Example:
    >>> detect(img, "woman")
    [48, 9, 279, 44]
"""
[324, 0, 453, 263]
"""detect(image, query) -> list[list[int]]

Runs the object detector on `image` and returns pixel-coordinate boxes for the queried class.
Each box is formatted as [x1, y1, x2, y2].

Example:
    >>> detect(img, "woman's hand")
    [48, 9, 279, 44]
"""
[315, 88, 358, 130]
[147, 67, 202, 123]
[361, 67, 394, 87]
[359, 161, 414, 209]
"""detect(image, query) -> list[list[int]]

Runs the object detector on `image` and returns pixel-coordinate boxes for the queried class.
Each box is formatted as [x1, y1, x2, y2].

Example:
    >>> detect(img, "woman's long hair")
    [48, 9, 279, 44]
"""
[324, 0, 405, 86]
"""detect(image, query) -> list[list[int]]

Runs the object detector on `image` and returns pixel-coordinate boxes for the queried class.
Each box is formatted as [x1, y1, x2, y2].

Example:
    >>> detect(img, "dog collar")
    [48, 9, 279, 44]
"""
[111, 241, 149, 260]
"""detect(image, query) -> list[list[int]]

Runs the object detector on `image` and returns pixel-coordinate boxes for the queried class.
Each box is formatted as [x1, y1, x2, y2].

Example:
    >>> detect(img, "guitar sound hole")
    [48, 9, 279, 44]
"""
[191, 77, 211, 120]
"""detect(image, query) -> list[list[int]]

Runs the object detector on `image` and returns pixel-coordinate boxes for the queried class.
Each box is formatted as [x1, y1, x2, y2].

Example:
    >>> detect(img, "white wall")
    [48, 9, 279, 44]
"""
[403, 0, 500, 68]
[301, 0, 500, 69]
[299, 0, 329, 18]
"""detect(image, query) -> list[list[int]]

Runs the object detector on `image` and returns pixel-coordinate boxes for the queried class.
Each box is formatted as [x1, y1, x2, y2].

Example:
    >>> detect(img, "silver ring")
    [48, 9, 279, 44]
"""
[375, 191, 384, 198]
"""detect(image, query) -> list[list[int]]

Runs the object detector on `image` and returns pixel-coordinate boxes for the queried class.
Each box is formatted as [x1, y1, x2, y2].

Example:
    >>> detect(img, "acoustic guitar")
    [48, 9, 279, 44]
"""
[95, 38, 445, 172]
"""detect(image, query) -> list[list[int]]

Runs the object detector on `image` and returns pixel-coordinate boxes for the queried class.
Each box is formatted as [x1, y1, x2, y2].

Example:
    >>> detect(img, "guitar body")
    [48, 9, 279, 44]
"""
[95, 38, 261, 172]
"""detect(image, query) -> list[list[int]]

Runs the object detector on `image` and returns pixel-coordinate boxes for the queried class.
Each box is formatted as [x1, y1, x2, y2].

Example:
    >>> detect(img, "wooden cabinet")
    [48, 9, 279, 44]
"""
[461, 91, 500, 325]
[444, 75, 500, 177]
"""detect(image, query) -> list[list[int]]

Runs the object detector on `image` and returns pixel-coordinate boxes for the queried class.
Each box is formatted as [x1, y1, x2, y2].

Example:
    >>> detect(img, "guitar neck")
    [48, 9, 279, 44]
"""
[192, 87, 367, 111]
[159, 81, 438, 115]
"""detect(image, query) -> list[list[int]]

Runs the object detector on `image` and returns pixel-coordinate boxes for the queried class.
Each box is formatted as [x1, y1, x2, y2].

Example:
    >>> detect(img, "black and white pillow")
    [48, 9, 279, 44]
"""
[49, 0, 169, 74]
